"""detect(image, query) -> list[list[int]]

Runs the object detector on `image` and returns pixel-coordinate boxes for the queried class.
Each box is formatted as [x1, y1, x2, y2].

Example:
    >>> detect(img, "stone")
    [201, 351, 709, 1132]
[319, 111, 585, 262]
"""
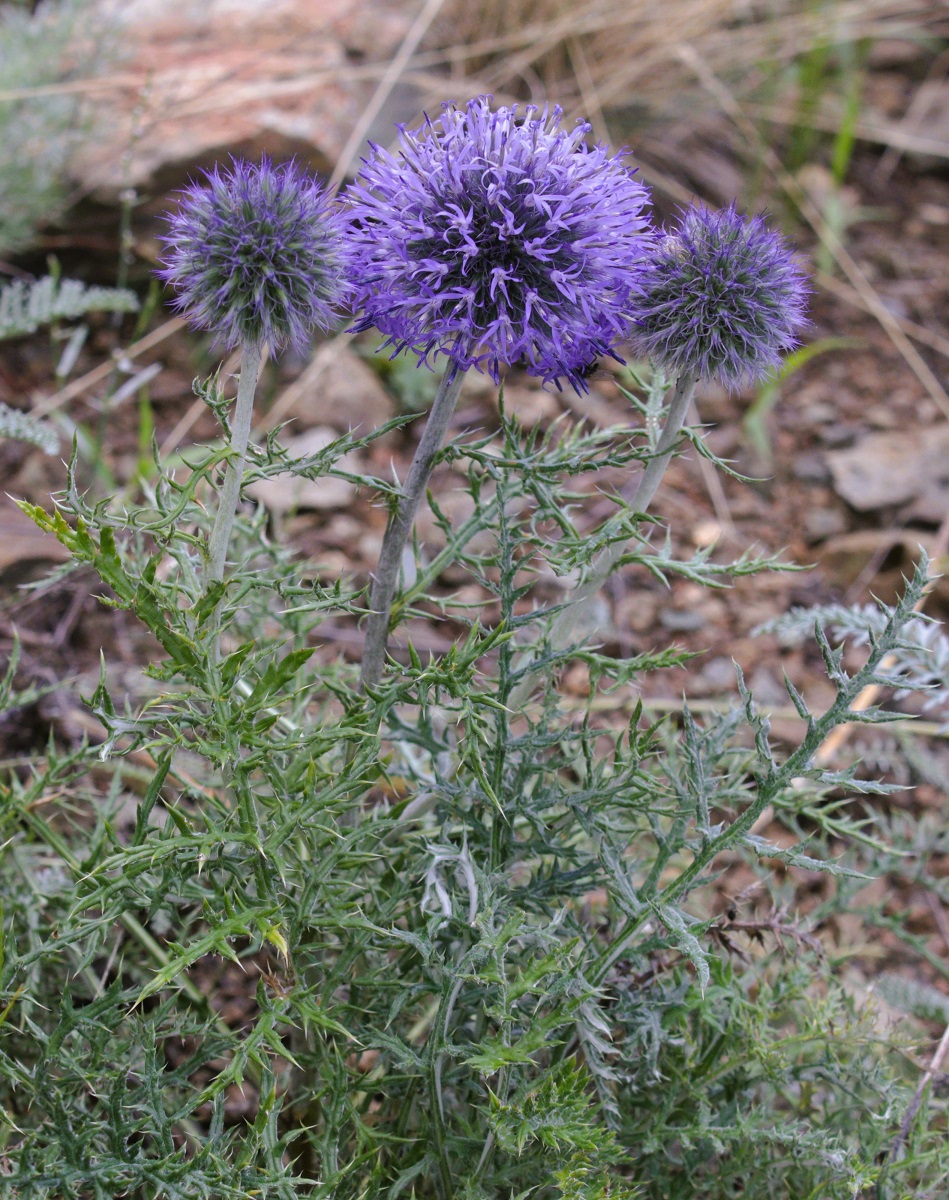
[694, 655, 737, 694]
[79, 0, 416, 199]
[691, 520, 724, 549]
[659, 607, 706, 632]
[273, 343, 394, 437]
[819, 423, 857, 448]
[827, 424, 949, 512]
[501, 385, 560, 430]
[616, 591, 659, 635]
[803, 506, 848, 543]
[791, 451, 830, 483]
[747, 665, 788, 710]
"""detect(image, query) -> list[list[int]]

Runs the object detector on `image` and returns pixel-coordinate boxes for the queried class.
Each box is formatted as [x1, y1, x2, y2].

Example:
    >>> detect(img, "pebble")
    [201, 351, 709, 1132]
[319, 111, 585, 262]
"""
[819, 423, 858, 448]
[864, 405, 899, 430]
[695, 655, 736, 693]
[691, 519, 723, 548]
[619, 593, 660, 634]
[800, 401, 837, 425]
[748, 666, 789, 710]
[919, 203, 949, 225]
[804, 507, 848, 543]
[659, 607, 707, 632]
[791, 451, 830, 483]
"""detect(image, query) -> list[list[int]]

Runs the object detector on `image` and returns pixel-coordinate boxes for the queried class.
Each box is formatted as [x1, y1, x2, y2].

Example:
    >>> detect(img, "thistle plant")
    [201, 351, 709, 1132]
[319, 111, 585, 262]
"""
[511, 201, 810, 703]
[159, 156, 350, 581]
[6, 100, 949, 1200]
[345, 97, 651, 686]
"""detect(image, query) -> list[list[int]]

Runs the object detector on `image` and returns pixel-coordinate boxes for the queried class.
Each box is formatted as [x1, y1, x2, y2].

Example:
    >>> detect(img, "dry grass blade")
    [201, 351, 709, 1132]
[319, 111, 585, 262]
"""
[744, 101, 949, 161]
[426, 0, 943, 116]
[676, 42, 949, 422]
[815, 271, 949, 363]
[32, 317, 187, 419]
[874, 45, 949, 182]
[0, 75, 143, 101]
[328, 0, 449, 192]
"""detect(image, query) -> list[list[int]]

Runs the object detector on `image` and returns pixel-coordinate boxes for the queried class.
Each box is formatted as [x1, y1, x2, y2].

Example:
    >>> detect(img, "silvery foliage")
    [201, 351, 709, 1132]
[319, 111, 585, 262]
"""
[0, 275, 138, 453]
[758, 598, 949, 724]
[0, 0, 110, 254]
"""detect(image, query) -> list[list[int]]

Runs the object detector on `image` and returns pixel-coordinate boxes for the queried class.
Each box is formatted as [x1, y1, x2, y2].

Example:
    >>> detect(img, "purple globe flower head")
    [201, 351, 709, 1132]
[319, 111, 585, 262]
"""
[158, 156, 350, 354]
[627, 202, 809, 389]
[344, 96, 652, 392]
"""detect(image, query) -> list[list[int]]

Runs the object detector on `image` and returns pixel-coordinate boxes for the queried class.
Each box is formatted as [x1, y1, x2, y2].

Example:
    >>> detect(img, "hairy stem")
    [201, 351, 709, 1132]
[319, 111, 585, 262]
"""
[626, 371, 699, 518]
[508, 371, 698, 708]
[361, 363, 465, 690]
[207, 341, 263, 583]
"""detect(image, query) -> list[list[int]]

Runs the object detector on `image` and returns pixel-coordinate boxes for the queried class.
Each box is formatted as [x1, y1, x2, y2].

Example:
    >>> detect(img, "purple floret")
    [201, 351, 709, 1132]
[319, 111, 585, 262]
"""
[627, 203, 810, 389]
[158, 157, 350, 353]
[344, 96, 652, 392]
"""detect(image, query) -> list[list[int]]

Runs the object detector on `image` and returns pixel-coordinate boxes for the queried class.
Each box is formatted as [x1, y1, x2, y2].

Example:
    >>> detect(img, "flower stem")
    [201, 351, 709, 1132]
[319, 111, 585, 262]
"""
[361, 363, 465, 690]
[208, 342, 263, 583]
[627, 371, 698, 517]
[507, 371, 697, 708]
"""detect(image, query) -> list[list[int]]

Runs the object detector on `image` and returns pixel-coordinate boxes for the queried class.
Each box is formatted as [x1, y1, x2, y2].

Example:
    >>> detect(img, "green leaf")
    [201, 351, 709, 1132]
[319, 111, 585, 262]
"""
[135, 907, 277, 1005]
[246, 646, 316, 707]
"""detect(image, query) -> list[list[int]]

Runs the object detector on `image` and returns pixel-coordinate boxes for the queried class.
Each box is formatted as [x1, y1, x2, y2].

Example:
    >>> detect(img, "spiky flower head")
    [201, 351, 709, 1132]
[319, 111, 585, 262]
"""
[158, 156, 349, 353]
[627, 203, 809, 388]
[344, 96, 652, 392]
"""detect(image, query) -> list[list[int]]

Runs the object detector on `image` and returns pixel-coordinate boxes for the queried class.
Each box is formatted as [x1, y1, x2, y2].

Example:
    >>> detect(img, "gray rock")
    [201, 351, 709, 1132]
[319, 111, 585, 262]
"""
[804, 507, 848, 543]
[828, 424, 949, 512]
[791, 451, 830, 483]
[79, 0, 415, 198]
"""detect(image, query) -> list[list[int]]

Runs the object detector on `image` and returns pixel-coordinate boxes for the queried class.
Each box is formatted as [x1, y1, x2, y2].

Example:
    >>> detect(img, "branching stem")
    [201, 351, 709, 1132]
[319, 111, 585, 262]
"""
[507, 371, 697, 708]
[591, 560, 930, 986]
